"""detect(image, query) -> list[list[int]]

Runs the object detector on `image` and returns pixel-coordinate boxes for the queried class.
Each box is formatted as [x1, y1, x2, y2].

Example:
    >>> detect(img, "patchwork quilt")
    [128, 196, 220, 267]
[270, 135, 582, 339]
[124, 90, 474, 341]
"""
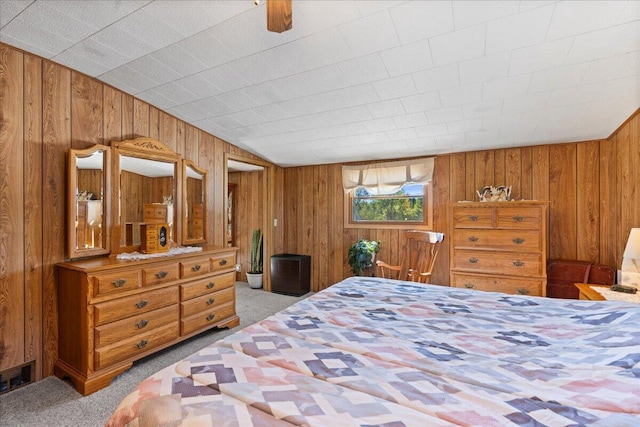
[106, 277, 640, 426]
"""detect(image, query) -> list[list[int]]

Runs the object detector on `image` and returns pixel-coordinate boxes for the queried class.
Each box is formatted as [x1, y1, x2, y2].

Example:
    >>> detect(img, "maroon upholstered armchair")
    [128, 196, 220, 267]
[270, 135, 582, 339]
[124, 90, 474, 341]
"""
[546, 259, 615, 299]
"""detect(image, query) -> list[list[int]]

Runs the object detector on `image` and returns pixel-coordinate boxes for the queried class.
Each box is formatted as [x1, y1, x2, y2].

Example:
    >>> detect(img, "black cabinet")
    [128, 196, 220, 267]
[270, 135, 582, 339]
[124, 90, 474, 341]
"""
[270, 254, 311, 296]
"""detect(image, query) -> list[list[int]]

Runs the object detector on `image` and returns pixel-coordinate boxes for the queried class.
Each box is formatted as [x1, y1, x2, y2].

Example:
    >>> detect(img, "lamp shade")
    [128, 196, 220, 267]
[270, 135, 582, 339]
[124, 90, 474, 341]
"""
[623, 228, 640, 259]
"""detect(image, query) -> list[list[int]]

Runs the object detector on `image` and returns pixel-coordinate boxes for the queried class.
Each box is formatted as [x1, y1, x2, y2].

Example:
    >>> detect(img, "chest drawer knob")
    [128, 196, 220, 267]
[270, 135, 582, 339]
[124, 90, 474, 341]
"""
[512, 237, 525, 244]
[136, 339, 148, 349]
[136, 300, 148, 309]
[206, 298, 215, 305]
[206, 282, 215, 289]
[206, 313, 216, 321]
[512, 215, 524, 222]
[191, 264, 201, 272]
[135, 319, 149, 329]
[468, 257, 479, 264]
[155, 271, 168, 279]
[219, 259, 227, 266]
[513, 260, 525, 267]
[468, 215, 479, 221]
[112, 278, 126, 288]
[517, 288, 530, 295]
[464, 283, 475, 289]
[468, 236, 479, 242]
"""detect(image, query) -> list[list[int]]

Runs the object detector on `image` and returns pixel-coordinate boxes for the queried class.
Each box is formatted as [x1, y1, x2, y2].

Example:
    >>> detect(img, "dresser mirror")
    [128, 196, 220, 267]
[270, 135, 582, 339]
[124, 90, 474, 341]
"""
[112, 137, 182, 253]
[182, 160, 207, 245]
[67, 144, 111, 259]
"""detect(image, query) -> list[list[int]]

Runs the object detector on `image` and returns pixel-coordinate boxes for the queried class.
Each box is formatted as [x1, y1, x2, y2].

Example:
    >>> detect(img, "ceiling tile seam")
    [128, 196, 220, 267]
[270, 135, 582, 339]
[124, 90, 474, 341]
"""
[0, 0, 36, 31]
[541, 0, 557, 44]
[48, 1, 152, 65]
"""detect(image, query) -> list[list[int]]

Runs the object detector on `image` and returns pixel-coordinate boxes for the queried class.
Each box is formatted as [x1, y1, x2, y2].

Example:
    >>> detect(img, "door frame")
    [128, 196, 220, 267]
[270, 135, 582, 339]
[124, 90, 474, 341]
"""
[224, 153, 274, 291]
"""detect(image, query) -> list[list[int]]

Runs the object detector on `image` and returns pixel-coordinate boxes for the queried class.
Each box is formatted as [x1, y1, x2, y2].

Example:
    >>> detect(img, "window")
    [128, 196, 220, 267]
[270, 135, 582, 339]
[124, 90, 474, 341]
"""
[342, 158, 434, 229]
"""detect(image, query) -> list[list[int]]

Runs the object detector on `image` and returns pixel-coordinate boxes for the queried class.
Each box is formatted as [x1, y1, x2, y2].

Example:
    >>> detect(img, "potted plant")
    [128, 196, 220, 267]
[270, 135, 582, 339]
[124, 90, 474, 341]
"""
[348, 238, 380, 276]
[246, 228, 264, 288]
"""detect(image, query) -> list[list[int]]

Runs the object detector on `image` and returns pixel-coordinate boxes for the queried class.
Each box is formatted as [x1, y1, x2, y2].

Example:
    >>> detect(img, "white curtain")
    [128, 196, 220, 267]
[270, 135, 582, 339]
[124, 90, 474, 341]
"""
[342, 158, 435, 195]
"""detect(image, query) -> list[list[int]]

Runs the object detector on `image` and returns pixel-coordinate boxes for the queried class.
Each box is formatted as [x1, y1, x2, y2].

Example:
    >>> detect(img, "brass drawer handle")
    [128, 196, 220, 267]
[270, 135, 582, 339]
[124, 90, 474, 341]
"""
[156, 271, 168, 279]
[206, 298, 215, 305]
[464, 283, 475, 289]
[192, 264, 201, 272]
[512, 215, 524, 222]
[206, 282, 215, 289]
[468, 215, 479, 221]
[468, 236, 479, 242]
[513, 260, 525, 267]
[512, 237, 525, 244]
[206, 313, 215, 321]
[136, 300, 148, 309]
[112, 278, 126, 288]
[219, 259, 227, 266]
[135, 319, 149, 329]
[136, 339, 148, 349]
[517, 288, 530, 295]
[468, 257, 479, 264]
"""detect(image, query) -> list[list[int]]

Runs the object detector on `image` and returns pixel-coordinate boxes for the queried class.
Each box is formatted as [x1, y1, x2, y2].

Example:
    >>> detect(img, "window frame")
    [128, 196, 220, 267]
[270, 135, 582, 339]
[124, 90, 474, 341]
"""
[344, 182, 433, 230]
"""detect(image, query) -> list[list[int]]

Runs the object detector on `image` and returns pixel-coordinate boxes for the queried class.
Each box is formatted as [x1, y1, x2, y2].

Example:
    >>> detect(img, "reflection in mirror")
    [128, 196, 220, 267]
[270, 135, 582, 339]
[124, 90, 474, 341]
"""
[67, 144, 110, 258]
[119, 155, 175, 247]
[183, 160, 207, 244]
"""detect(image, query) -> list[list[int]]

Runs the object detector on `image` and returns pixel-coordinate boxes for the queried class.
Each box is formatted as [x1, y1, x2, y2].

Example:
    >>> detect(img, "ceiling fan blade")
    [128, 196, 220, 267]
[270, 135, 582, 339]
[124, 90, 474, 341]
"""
[267, 0, 292, 33]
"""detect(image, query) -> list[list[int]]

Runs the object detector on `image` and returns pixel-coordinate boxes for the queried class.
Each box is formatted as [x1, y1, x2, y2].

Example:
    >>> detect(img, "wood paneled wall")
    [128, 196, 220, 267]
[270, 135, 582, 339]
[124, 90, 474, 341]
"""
[279, 110, 640, 293]
[0, 43, 265, 379]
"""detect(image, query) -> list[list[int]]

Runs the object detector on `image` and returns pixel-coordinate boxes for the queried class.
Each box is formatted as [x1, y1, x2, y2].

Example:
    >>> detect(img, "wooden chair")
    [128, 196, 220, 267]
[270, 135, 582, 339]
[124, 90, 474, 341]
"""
[376, 230, 444, 284]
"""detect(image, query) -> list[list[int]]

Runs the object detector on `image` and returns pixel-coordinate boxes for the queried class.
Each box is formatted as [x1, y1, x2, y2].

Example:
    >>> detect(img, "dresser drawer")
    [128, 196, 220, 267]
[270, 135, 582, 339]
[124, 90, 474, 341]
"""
[453, 229, 541, 252]
[92, 270, 141, 297]
[180, 271, 235, 301]
[94, 286, 178, 326]
[180, 287, 234, 318]
[94, 322, 179, 370]
[180, 257, 211, 279]
[452, 250, 542, 277]
[451, 273, 543, 296]
[180, 302, 236, 336]
[495, 207, 541, 229]
[143, 204, 168, 222]
[211, 251, 236, 273]
[142, 263, 179, 286]
[95, 305, 178, 348]
[452, 207, 493, 228]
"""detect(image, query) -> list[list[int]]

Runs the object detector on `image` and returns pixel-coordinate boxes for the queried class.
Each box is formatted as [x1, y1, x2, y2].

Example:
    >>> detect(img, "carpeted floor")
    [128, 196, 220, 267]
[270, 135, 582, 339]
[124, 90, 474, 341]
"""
[0, 282, 311, 427]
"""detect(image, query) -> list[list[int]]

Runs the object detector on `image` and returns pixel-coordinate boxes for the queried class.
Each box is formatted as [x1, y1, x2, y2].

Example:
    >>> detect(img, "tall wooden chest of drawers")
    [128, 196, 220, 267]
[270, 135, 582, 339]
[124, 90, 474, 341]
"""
[449, 201, 548, 297]
[55, 246, 238, 395]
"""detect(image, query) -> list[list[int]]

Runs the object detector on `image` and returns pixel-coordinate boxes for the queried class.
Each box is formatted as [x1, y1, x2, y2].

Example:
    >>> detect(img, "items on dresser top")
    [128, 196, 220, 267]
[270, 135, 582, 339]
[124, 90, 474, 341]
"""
[576, 283, 640, 303]
[55, 245, 238, 395]
[449, 201, 549, 296]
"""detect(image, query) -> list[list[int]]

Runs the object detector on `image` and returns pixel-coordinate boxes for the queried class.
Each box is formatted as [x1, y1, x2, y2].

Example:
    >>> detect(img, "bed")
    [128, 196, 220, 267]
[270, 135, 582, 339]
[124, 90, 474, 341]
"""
[106, 276, 640, 426]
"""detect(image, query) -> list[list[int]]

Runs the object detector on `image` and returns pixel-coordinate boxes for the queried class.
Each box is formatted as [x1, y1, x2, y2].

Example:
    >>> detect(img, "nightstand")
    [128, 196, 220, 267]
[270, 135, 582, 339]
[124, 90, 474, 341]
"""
[575, 283, 606, 301]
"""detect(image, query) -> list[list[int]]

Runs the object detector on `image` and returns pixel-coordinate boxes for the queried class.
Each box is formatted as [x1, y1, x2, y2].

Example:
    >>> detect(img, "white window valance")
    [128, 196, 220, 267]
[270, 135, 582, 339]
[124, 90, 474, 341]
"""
[342, 158, 435, 195]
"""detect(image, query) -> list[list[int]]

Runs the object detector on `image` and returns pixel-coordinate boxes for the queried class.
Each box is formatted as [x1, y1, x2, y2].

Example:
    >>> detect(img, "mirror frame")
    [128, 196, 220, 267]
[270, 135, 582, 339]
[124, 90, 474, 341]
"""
[67, 144, 111, 259]
[182, 159, 208, 245]
[111, 137, 182, 254]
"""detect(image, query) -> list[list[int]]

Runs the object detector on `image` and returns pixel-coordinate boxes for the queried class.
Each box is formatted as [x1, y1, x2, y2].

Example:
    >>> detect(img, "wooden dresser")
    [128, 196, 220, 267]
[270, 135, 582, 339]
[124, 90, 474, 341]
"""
[450, 201, 548, 296]
[55, 246, 238, 395]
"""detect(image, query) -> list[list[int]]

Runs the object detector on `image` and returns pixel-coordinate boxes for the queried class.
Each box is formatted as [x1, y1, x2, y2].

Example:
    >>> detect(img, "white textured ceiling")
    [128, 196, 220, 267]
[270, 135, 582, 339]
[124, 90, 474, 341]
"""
[1, 1, 638, 167]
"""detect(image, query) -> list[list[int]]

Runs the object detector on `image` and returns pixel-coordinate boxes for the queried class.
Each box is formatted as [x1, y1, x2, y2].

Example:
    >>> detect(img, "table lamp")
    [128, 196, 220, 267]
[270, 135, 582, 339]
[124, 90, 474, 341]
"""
[621, 228, 640, 289]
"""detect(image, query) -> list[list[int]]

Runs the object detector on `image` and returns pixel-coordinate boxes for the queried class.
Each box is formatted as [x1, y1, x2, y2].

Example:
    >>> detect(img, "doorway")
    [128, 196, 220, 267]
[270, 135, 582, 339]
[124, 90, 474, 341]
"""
[224, 153, 273, 290]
